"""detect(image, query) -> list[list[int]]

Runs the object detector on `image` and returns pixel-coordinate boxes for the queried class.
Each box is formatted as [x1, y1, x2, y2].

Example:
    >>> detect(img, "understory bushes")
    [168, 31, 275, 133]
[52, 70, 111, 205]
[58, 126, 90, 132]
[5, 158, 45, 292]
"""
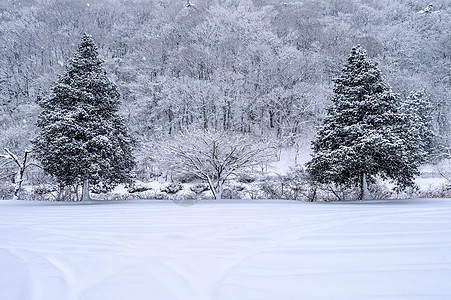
[0, 182, 14, 199]
[1, 167, 450, 201]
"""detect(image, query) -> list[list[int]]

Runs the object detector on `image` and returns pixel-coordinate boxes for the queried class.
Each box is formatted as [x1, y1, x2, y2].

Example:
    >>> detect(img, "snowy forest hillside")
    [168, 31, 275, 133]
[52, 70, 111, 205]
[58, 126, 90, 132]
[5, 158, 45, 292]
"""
[0, 0, 450, 200]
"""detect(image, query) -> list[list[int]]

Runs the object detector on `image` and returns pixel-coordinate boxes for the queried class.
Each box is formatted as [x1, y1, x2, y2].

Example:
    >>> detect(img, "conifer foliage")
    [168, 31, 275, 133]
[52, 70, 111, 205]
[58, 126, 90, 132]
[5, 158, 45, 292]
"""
[33, 34, 135, 198]
[306, 45, 425, 199]
[402, 91, 436, 161]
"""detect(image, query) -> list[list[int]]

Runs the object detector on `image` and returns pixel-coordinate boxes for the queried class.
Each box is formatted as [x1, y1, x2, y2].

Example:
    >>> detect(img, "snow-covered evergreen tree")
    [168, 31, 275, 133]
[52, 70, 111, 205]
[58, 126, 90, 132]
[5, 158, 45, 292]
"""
[402, 91, 436, 161]
[306, 45, 426, 199]
[33, 33, 135, 200]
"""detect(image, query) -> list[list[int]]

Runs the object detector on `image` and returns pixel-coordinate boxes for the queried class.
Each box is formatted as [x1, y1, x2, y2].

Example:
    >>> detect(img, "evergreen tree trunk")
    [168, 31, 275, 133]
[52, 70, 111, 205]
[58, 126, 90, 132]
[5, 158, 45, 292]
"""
[82, 178, 91, 201]
[360, 173, 372, 200]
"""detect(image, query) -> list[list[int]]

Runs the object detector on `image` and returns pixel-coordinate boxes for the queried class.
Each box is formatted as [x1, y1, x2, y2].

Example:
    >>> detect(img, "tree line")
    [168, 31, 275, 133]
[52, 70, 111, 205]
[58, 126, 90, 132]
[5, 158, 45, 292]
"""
[1, 0, 449, 150]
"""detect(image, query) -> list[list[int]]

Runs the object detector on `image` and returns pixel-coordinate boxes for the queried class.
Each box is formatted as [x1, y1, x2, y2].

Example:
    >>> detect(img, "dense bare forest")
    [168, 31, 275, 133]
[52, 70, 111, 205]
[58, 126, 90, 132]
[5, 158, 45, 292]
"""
[1, 0, 450, 188]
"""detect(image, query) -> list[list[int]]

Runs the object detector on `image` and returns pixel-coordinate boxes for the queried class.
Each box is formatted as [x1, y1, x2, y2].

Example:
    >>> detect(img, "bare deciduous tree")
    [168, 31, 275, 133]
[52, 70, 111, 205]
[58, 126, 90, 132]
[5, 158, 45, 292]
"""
[0, 148, 31, 200]
[162, 129, 276, 200]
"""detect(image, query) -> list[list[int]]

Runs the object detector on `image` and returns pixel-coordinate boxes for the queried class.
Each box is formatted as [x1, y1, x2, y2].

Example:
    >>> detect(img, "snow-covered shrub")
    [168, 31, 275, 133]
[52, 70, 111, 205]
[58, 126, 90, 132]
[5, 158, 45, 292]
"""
[416, 184, 451, 199]
[153, 191, 166, 200]
[274, 166, 321, 201]
[171, 173, 198, 183]
[170, 190, 197, 201]
[222, 186, 243, 199]
[198, 190, 214, 200]
[133, 153, 162, 182]
[126, 191, 162, 200]
[30, 185, 77, 201]
[281, 166, 309, 200]
[91, 184, 110, 194]
[128, 186, 152, 194]
[241, 183, 268, 200]
[161, 183, 183, 194]
[308, 183, 360, 202]
[236, 173, 257, 183]
[91, 193, 125, 201]
[260, 179, 282, 199]
[190, 183, 209, 194]
[368, 182, 395, 199]
[32, 185, 53, 196]
[0, 182, 14, 200]
[127, 181, 152, 193]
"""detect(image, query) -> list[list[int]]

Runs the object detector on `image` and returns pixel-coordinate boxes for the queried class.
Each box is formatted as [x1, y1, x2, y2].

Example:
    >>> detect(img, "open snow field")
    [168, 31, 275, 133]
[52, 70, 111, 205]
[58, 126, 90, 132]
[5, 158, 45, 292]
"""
[1, 198, 451, 300]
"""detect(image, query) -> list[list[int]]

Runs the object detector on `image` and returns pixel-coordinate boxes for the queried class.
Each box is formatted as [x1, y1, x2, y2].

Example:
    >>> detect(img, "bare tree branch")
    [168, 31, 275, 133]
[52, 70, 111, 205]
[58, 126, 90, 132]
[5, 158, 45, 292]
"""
[161, 129, 276, 200]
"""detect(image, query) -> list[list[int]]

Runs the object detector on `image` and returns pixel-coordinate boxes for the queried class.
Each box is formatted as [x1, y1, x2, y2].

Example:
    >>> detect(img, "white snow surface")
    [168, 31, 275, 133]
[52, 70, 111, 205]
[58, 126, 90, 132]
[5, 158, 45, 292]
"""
[1, 198, 451, 300]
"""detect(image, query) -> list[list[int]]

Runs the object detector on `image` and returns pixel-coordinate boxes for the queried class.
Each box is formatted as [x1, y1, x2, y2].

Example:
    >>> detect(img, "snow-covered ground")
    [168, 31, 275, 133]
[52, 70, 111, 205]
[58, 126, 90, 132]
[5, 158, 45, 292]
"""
[1, 198, 451, 300]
